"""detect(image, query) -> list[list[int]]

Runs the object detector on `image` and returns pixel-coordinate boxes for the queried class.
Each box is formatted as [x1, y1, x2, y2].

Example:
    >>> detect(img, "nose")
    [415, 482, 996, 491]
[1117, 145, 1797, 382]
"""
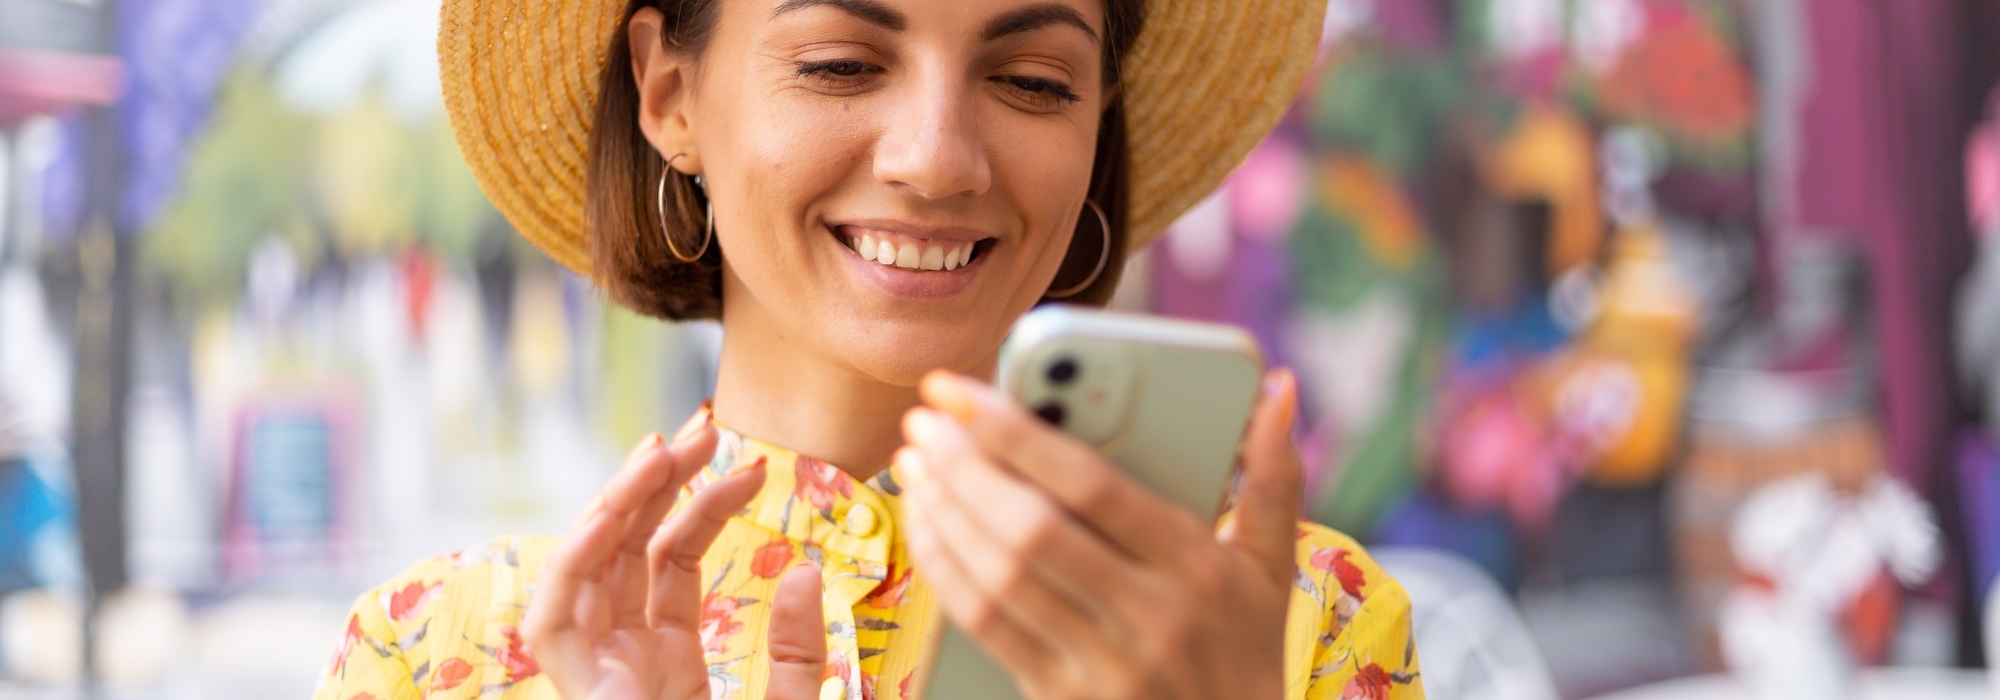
[873, 69, 992, 199]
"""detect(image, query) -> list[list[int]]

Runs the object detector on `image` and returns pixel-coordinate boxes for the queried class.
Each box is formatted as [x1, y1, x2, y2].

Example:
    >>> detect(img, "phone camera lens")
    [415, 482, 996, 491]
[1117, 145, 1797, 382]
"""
[1046, 358, 1078, 385]
[1033, 402, 1066, 427]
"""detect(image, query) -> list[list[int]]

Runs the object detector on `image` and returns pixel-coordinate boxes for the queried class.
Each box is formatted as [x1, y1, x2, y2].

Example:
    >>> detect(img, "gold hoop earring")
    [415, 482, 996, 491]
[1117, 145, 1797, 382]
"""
[658, 153, 712, 263]
[1046, 199, 1111, 299]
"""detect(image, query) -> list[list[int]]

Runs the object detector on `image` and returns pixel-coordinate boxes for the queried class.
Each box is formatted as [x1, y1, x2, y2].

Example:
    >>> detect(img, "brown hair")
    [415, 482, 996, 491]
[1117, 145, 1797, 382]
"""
[585, 0, 1145, 320]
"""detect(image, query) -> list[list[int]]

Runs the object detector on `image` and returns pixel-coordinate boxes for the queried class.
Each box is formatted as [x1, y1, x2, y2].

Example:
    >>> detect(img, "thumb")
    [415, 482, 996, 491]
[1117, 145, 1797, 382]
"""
[1220, 368, 1305, 587]
[765, 562, 829, 700]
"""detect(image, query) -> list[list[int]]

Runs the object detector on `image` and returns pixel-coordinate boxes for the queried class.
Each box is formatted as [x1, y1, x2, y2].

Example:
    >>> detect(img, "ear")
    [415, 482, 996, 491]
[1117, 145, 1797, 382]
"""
[630, 8, 702, 175]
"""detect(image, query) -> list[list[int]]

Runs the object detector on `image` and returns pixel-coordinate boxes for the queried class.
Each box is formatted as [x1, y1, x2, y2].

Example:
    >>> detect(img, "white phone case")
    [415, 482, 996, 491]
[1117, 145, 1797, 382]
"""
[913, 305, 1266, 700]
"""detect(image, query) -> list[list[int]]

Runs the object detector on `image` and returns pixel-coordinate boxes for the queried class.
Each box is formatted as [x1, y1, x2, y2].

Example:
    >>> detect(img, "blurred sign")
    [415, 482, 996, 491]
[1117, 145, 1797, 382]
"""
[0, 0, 123, 128]
[223, 399, 356, 583]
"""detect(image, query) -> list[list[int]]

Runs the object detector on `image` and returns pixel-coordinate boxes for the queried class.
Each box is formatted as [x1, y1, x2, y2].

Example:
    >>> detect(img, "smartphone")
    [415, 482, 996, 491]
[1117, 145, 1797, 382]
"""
[913, 305, 1266, 700]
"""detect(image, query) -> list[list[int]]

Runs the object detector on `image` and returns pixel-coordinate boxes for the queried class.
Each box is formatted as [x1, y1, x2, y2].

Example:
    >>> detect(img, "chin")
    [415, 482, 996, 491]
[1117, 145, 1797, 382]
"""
[831, 316, 1002, 386]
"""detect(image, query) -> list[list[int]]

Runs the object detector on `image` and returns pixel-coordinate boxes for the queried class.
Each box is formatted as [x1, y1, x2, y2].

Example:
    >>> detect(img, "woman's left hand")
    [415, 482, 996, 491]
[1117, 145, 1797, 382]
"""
[896, 368, 1304, 700]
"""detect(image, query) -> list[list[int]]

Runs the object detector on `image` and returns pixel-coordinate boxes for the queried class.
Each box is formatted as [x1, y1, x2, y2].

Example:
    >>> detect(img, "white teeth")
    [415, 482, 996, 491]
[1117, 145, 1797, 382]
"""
[845, 230, 980, 272]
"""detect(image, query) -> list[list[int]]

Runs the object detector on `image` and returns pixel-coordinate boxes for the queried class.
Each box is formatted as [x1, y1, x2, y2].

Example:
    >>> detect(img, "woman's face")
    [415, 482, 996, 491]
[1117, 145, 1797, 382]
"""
[635, 0, 1107, 383]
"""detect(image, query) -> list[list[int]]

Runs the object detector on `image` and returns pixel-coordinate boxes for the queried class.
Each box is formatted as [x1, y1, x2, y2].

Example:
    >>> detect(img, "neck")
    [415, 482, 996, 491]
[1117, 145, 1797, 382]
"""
[710, 286, 912, 481]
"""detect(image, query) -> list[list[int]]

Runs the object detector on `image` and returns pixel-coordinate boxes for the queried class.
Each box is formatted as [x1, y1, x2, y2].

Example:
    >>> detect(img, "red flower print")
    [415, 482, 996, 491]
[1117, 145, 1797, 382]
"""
[1341, 663, 1393, 700]
[327, 614, 362, 677]
[796, 456, 852, 512]
[345, 694, 380, 700]
[752, 537, 794, 579]
[866, 563, 913, 609]
[430, 657, 473, 692]
[492, 626, 540, 683]
[699, 591, 751, 655]
[900, 672, 914, 699]
[1312, 547, 1368, 602]
[381, 581, 442, 622]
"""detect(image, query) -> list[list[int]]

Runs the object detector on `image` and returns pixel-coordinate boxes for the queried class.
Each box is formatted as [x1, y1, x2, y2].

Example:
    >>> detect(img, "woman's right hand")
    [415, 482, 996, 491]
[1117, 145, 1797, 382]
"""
[521, 415, 830, 700]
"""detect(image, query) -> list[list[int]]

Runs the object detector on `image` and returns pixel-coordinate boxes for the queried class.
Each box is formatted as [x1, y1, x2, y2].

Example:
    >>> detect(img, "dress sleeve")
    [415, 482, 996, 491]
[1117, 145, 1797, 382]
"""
[311, 580, 425, 700]
[1289, 523, 1426, 700]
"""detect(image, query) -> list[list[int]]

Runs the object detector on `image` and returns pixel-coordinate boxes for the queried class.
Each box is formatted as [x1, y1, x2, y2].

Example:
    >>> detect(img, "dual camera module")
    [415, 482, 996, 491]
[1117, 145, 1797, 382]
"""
[1032, 357, 1079, 427]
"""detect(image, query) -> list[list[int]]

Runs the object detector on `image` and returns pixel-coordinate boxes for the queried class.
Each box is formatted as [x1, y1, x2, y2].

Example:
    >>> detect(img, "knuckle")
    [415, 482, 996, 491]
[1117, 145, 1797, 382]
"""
[961, 597, 1006, 637]
[1015, 510, 1064, 552]
[651, 535, 701, 576]
[1074, 473, 1122, 513]
[986, 412, 1032, 447]
[669, 545, 705, 575]
[645, 529, 672, 563]
[990, 558, 1033, 597]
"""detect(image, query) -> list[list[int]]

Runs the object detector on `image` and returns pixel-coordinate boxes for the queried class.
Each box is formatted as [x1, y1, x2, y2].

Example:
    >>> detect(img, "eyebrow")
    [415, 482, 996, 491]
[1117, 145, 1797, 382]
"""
[772, 0, 907, 31]
[982, 3, 1099, 44]
[770, 0, 1100, 44]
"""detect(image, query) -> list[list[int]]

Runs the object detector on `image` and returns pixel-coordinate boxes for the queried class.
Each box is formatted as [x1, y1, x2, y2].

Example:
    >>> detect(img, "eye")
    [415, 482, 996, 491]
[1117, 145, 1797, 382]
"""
[797, 60, 880, 81]
[990, 75, 1082, 110]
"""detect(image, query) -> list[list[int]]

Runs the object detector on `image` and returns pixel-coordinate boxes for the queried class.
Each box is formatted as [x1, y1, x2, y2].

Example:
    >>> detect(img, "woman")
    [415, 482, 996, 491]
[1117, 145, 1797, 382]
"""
[316, 0, 1423, 698]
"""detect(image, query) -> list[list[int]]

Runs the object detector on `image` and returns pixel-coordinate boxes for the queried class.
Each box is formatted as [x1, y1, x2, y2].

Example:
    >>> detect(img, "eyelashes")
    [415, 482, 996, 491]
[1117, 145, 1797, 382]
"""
[794, 60, 1083, 109]
[795, 59, 879, 80]
[991, 75, 1082, 105]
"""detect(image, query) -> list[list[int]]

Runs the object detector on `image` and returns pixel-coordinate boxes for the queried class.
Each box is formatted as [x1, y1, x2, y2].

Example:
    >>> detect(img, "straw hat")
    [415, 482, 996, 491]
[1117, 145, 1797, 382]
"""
[439, 0, 1328, 277]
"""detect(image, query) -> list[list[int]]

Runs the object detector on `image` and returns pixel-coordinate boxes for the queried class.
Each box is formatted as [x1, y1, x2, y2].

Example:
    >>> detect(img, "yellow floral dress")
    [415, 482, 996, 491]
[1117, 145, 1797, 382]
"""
[313, 418, 1424, 700]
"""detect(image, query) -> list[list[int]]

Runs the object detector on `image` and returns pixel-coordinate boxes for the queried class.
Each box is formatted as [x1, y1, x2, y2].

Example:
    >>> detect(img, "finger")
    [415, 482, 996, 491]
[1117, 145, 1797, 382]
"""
[645, 457, 767, 629]
[901, 446, 1127, 642]
[604, 425, 719, 543]
[520, 507, 622, 695]
[915, 373, 1207, 563]
[620, 423, 721, 556]
[1218, 368, 1305, 586]
[896, 434, 1143, 626]
[765, 563, 829, 700]
[900, 483, 1060, 677]
[570, 438, 653, 530]
[605, 426, 721, 627]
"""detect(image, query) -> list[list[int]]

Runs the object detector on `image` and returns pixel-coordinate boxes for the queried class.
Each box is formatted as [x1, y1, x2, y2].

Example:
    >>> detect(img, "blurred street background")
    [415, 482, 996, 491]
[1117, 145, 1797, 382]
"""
[4, 0, 2000, 698]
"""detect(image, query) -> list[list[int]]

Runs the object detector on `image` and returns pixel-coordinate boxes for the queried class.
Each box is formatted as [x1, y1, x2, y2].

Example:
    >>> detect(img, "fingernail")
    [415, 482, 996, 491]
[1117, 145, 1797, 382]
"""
[627, 432, 666, 463]
[1263, 367, 1295, 399]
[672, 412, 709, 443]
[905, 409, 945, 444]
[921, 371, 979, 424]
[893, 447, 931, 487]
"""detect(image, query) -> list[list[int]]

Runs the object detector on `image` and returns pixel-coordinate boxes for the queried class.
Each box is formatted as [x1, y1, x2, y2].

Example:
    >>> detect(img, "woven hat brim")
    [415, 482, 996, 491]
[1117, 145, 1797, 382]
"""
[440, 0, 1329, 278]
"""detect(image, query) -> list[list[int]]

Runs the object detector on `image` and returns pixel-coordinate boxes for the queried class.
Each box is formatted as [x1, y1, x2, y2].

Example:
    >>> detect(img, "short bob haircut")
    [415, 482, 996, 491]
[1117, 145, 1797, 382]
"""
[584, 0, 1145, 320]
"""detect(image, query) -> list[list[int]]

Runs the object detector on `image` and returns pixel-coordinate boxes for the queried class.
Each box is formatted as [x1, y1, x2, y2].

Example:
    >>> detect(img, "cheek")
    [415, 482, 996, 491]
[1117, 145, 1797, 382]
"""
[990, 113, 1099, 277]
[708, 93, 870, 266]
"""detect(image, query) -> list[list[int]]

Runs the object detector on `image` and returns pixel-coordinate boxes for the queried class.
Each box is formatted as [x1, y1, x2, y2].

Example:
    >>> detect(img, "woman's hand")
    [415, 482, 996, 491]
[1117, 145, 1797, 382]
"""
[522, 414, 830, 700]
[897, 369, 1303, 700]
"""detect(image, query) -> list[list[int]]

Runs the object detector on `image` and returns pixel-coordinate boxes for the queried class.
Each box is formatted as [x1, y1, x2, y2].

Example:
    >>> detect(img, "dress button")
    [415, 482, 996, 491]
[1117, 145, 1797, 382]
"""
[819, 677, 846, 700]
[843, 503, 881, 537]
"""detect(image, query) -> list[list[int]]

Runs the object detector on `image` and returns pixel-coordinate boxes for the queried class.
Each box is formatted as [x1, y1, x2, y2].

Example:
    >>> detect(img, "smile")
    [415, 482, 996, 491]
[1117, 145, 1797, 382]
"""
[835, 226, 990, 272]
